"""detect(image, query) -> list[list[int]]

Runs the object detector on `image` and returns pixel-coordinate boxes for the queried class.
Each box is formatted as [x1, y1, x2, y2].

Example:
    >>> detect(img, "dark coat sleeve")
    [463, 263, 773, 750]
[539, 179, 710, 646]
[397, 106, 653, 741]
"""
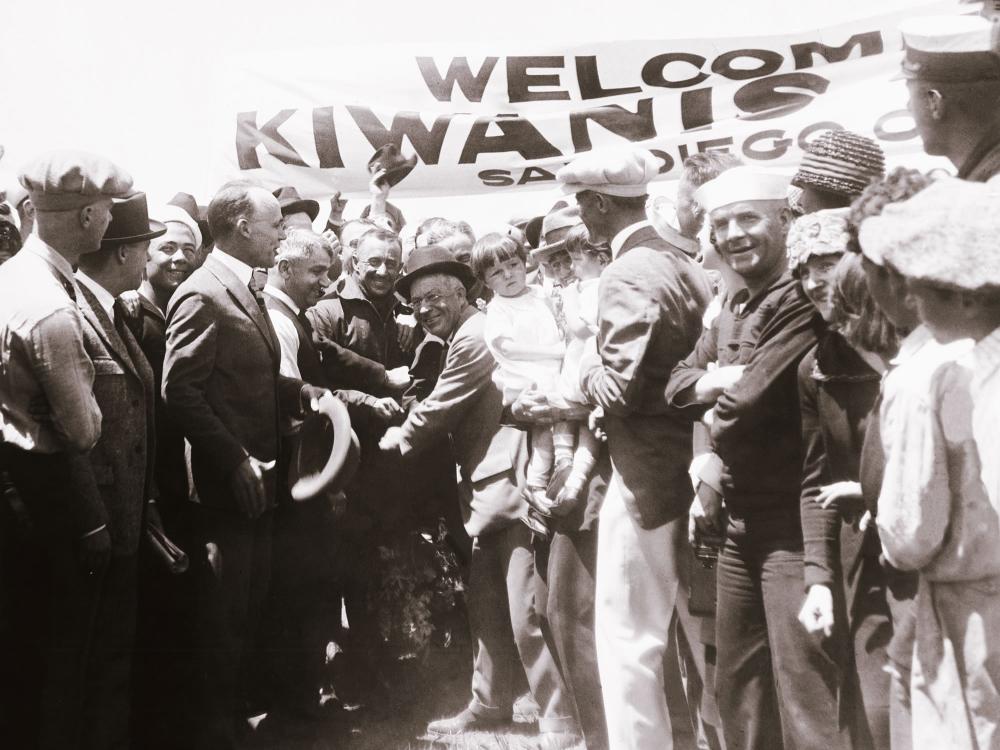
[710, 290, 819, 450]
[664, 317, 719, 417]
[162, 290, 247, 477]
[798, 349, 839, 590]
[307, 302, 388, 393]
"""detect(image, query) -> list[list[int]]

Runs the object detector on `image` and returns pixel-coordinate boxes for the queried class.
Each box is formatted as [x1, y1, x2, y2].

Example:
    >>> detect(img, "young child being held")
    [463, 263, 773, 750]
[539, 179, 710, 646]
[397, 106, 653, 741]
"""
[548, 224, 609, 507]
[471, 233, 567, 527]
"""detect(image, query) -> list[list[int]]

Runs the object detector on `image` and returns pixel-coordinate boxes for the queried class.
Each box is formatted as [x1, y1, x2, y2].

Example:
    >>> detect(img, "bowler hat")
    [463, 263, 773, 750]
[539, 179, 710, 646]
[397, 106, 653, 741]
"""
[368, 144, 417, 188]
[289, 395, 358, 502]
[395, 244, 476, 300]
[272, 185, 319, 222]
[101, 192, 166, 247]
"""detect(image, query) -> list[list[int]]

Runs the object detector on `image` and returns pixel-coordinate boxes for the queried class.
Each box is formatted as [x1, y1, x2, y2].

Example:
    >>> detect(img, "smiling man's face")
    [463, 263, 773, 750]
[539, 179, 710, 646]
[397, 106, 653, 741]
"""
[710, 199, 790, 285]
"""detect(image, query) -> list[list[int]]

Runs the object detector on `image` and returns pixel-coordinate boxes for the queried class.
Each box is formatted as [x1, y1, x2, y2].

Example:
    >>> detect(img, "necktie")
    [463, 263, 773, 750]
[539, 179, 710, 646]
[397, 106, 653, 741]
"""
[297, 309, 314, 339]
[60, 277, 77, 304]
[248, 269, 269, 309]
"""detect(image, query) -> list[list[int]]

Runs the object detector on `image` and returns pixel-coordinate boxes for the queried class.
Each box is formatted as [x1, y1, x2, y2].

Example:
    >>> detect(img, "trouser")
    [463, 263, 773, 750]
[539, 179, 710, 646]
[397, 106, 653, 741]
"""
[715, 510, 853, 750]
[194, 505, 273, 750]
[884, 570, 917, 750]
[544, 526, 609, 750]
[466, 521, 576, 733]
[3, 447, 138, 750]
[594, 475, 694, 750]
[849, 553, 892, 750]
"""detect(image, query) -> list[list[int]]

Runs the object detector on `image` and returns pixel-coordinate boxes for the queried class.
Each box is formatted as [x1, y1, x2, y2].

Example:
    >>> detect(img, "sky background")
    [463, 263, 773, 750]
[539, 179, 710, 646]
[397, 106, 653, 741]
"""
[0, 0, 955, 232]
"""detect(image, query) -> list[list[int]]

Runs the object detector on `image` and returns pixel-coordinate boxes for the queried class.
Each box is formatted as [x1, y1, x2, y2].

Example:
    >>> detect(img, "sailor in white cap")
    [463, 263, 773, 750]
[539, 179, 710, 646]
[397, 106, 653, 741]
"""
[557, 146, 715, 750]
[899, 12, 1000, 180]
[860, 177, 1000, 749]
[665, 166, 853, 749]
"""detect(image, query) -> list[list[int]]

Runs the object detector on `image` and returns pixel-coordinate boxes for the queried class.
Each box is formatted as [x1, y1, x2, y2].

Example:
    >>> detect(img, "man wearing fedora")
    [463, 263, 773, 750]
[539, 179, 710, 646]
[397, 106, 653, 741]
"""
[380, 245, 579, 749]
[162, 182, 329, 749]
[273, 185, 319, 231]
[73, 191, 164, 749]
[0, 150, 132, 749]
[557, 146, 713, 750]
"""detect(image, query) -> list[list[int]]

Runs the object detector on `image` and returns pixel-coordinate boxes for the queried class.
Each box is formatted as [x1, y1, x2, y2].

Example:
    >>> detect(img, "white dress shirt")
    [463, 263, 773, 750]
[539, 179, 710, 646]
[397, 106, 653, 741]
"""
[609, 220, 651, 260]
[76, 271, 117, 321]
[212, 248, 255, 286]
[262, 284, 302, 379]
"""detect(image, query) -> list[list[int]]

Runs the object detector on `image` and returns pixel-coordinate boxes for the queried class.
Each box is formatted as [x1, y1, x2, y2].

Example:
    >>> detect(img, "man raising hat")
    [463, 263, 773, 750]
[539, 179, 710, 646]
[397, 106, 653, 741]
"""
[899, 12, 1000, 180]
[0, 149, 133, 748]
[666, 166, 848, 750]
[557, 145, 714, 750]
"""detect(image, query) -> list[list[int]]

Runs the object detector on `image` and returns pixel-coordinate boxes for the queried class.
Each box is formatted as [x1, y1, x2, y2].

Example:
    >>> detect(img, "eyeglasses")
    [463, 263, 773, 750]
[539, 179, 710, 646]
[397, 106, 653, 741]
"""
[410, 291, 453, 309]
[360, 257, 401, 272]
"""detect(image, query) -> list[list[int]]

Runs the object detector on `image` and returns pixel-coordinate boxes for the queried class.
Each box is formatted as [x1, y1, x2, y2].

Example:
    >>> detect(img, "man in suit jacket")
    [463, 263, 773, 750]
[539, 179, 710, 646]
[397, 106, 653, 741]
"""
[557, 147, 714, 750]
[162, 183, 326, 749]
[74, 191, 164, 750]
[380, 246, 578, 748]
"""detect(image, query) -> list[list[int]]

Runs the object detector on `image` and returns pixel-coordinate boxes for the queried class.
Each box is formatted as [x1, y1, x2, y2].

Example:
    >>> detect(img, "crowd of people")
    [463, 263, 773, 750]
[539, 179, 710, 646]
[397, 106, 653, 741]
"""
[2, 9, 1000, 750]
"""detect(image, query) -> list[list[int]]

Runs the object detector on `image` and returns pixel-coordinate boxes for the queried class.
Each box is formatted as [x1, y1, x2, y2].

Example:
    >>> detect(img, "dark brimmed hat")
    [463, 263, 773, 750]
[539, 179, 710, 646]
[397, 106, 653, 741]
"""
[168, 192, 212, 247]
[272, 185, 319, 222]
[395, 244, 475, 299]
[791, 130, 885, 199]
[368, 144, 417, 188]
[101, 192, 166, 247]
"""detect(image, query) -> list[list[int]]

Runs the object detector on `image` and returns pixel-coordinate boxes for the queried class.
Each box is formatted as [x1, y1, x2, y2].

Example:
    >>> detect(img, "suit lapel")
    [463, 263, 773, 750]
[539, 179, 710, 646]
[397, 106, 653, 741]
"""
[204, 254, 280, 360]
[77, 284, 141, 380]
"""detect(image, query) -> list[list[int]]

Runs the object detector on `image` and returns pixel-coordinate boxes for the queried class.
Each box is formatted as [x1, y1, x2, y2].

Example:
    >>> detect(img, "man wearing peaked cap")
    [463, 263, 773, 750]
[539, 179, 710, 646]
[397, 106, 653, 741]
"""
[0, 150, 133, 748]
[666, 165, 850, 749]
[557, 146, 716, 750]
[900, 13, 1000, 180]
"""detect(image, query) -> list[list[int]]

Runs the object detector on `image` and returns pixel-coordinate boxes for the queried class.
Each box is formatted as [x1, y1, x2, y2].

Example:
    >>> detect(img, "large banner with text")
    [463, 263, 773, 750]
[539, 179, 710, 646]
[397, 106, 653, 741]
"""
[210, 1, 962, 198]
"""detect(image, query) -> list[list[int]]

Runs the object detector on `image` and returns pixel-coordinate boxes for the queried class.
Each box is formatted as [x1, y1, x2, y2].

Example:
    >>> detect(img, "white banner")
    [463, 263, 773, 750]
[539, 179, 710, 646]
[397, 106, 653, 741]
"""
[210, 1, 962, 199]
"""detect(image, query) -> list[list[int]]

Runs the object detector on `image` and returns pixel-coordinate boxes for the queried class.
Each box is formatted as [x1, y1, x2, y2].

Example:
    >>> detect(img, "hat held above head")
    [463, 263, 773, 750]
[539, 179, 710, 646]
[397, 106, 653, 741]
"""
[694, 166, 791, 215]
[101, 192, 166, 248]
[18, 150, 132, 212]
[858, 178, 1000, 291]
[899, 14, 1000, 82]
[786, 208, 850, 273]
[557, 146, 664, 198]
[368, 143, 418, 188]
[792, 130, 886, 199]
[531, 204, 580, 260]
[395, 244, 476, 300]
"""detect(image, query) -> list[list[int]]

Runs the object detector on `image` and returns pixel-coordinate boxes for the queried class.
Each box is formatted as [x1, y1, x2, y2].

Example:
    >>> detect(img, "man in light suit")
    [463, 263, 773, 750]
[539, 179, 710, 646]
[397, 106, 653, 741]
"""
[162, 182, 327, 749]
[380, 245, 579, 749]
[556, 147, 714, 750]
[74, 191, 164, 750]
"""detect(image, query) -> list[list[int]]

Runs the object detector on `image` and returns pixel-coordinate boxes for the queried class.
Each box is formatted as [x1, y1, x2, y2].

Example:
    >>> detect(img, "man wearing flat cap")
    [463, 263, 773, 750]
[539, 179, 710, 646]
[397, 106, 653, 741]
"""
[0, 150, 133, 748]
[666, 167, 847, 750]
[380, 245, 579, 748]
[899, 13, 1000, 180]
[557, 146, 713, 750]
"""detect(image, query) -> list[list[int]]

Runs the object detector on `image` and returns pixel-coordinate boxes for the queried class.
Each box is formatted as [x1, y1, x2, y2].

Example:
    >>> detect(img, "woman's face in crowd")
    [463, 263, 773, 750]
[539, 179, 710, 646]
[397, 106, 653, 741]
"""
[861, 256, 919, 332]
[482, 255, 527, 298]
[146, 223, 197, 294]
[798, 253, 842, 322]
[410, 276, 466, 339]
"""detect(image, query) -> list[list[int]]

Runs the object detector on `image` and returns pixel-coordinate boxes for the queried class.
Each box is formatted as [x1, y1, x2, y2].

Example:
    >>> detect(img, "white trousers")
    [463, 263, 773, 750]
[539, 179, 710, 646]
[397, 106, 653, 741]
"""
[595, 474, 685, 750]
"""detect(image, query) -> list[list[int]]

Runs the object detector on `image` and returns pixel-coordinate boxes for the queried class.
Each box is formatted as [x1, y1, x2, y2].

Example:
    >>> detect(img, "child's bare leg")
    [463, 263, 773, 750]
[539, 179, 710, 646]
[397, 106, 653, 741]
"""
[552, 421, 576, 470]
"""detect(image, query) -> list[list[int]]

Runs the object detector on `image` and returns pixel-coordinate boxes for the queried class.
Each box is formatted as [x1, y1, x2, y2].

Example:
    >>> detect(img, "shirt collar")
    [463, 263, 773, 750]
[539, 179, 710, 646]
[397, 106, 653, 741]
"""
[654, 222, 701, 258]
[610, 220, 652, 259]
[970, 326, 1000, 392]
[212, 248, 255, 286]
[890, 325, 934, 367]
[75, 271, 117, 319]
[262, 284, 300, 316]
[23, 235, 76, 287]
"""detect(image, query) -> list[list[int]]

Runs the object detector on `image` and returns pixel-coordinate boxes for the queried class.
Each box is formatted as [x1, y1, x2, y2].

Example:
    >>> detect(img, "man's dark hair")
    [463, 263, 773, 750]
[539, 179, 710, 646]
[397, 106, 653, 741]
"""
[682, 152, 742, 188]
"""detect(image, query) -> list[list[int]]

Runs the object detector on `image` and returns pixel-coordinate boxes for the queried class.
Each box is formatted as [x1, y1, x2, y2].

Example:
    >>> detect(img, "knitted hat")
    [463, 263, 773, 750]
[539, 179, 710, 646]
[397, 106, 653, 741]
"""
[792, 131, 886, 199]
[786, 208, 850, 273]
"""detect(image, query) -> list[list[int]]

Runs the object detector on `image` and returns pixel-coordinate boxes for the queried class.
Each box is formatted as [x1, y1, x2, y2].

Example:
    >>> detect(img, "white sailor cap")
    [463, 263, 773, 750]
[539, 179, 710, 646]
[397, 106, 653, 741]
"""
[899, 14, 1000, 82]
[693, 166, 791, 215]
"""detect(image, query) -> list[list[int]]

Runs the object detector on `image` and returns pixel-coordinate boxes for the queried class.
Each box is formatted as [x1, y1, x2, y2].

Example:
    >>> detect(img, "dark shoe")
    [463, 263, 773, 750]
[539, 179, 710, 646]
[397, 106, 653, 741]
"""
[426, 707, 508, 737]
